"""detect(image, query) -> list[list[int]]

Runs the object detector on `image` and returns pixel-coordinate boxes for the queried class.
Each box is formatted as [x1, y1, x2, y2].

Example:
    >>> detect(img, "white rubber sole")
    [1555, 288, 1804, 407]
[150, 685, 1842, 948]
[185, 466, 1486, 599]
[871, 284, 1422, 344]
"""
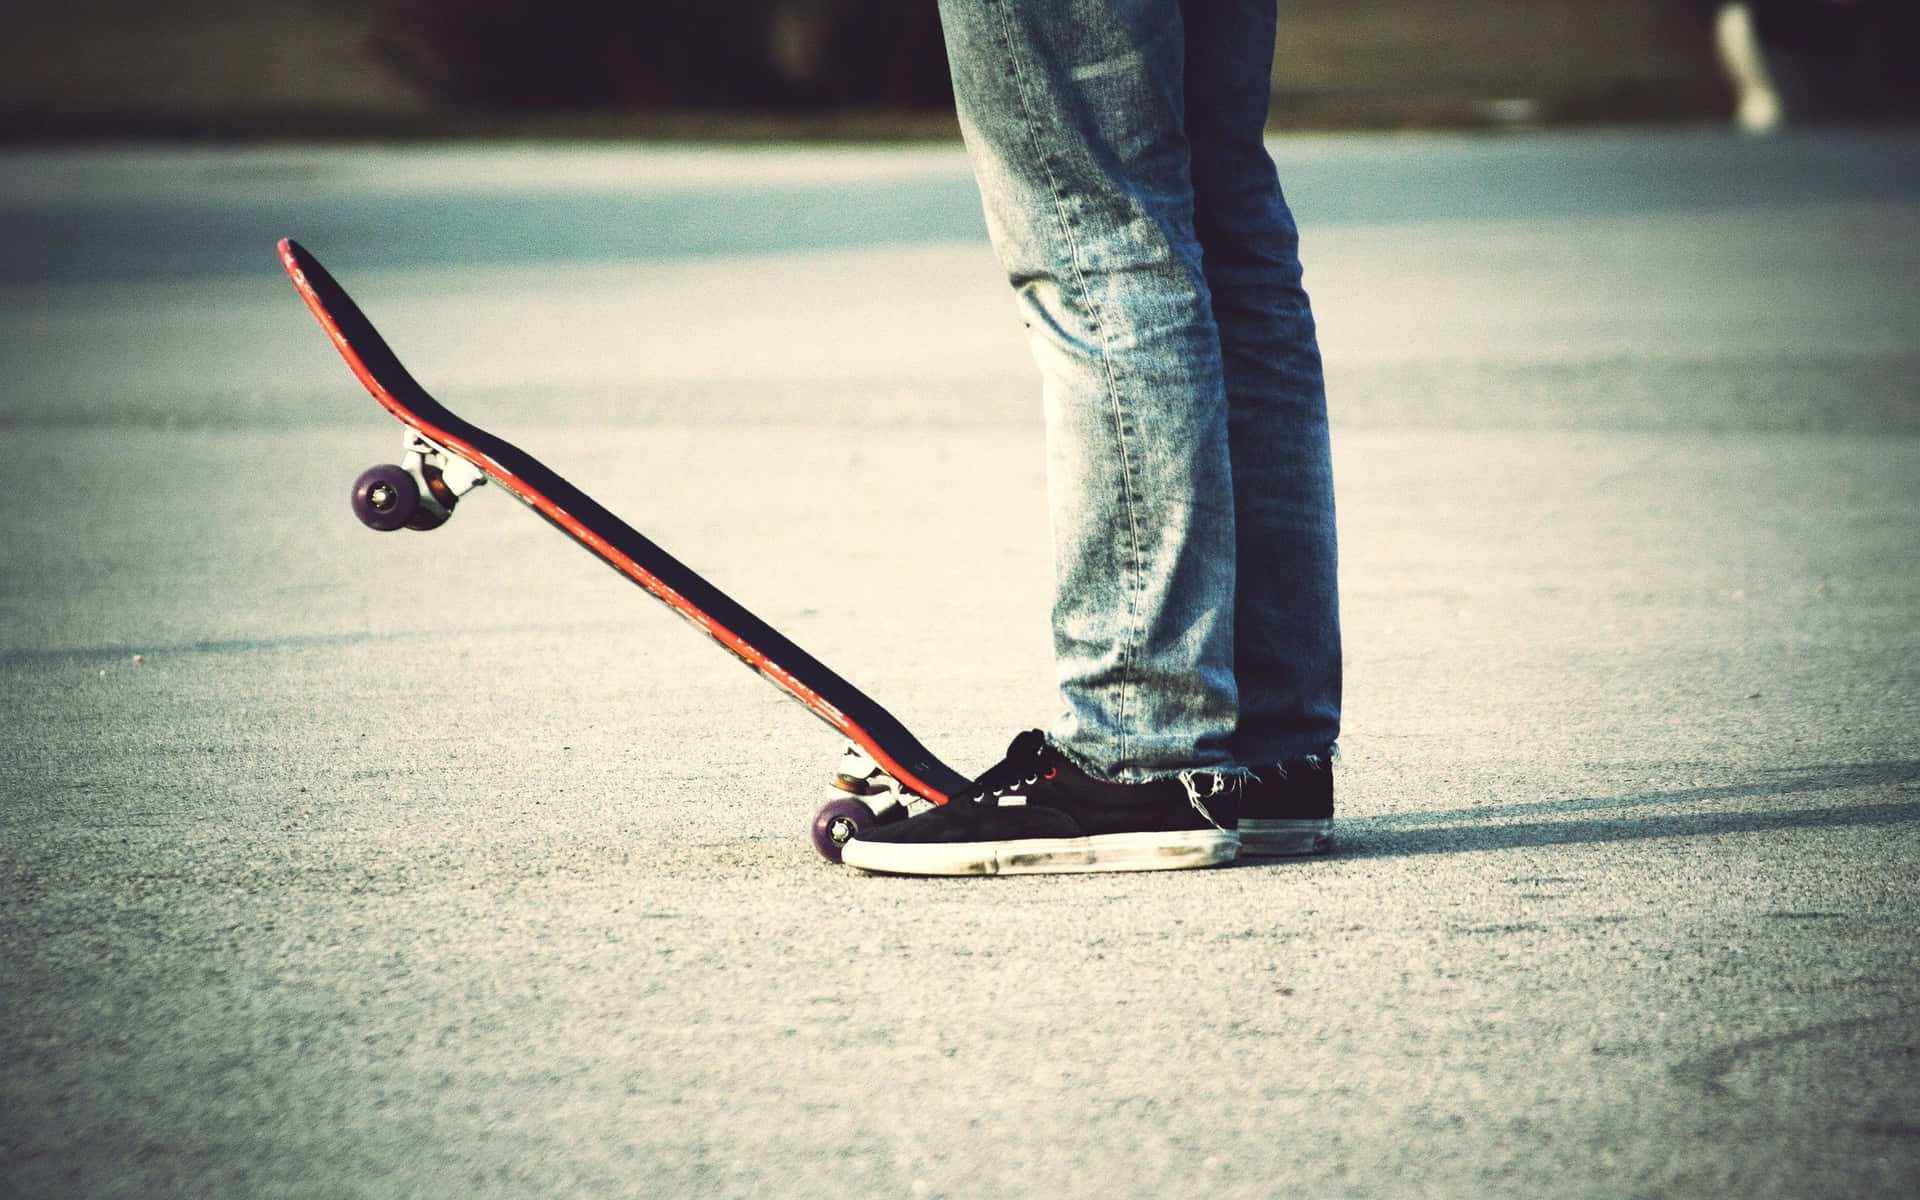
[840, 828, 1239, 877]
[1238, 818, 1334, 857]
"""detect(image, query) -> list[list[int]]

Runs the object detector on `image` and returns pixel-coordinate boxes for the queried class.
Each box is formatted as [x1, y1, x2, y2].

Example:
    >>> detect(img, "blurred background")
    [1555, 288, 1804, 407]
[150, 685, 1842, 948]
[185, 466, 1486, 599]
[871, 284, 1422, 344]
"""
[3, 0, 1916, 140]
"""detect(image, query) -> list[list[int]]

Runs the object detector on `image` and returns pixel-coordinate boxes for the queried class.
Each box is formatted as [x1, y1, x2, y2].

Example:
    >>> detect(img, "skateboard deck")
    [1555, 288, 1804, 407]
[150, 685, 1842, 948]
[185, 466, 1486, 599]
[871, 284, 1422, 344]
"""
[278, 237, 968, 859]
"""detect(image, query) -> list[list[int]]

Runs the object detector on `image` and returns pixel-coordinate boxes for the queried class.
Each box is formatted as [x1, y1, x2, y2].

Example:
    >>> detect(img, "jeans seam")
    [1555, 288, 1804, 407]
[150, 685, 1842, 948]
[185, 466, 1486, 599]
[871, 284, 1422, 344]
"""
[983, 0, 1144, 769]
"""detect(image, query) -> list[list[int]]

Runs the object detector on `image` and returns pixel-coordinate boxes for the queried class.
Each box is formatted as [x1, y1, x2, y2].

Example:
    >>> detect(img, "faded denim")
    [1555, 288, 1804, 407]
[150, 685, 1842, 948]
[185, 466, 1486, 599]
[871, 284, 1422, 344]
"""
[938, 0, 1340, 780]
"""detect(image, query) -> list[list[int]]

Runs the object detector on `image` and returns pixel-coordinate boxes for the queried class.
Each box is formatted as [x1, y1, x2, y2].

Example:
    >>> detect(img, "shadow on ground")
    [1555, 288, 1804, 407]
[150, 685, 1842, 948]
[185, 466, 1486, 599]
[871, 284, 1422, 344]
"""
[1333, 762, 1920, 860]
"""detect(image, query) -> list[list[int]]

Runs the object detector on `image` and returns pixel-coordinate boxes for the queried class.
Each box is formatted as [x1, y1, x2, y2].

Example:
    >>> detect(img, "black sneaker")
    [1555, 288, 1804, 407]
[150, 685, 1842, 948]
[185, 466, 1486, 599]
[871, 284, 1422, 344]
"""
[1238, 754, 1334, 856]
[839, 731, 1240, 876]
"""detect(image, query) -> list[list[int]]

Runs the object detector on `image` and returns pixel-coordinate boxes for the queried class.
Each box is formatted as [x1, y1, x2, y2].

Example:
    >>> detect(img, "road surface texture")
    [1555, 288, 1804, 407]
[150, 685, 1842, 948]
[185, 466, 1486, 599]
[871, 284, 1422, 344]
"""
[2, 130, 1917, 1197]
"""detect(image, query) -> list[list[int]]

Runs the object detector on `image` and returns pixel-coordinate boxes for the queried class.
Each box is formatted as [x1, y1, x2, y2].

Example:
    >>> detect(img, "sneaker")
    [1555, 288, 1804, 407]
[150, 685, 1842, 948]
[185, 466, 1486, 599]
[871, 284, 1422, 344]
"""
[1238, 755, 1334, 856]
[839, 730, 1240, 876]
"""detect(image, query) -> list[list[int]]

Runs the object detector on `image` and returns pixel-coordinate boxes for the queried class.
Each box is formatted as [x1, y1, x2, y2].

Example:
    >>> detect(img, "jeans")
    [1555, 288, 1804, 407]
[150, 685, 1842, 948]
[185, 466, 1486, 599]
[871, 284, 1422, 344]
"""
[937, 0, 1341, 780]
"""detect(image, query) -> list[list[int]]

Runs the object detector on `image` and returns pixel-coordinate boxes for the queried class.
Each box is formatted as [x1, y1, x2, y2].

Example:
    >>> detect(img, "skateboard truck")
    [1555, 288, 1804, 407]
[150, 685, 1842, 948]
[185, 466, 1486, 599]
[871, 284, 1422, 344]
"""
[810, 743, 931, 860]
[351, 433, 487, 532]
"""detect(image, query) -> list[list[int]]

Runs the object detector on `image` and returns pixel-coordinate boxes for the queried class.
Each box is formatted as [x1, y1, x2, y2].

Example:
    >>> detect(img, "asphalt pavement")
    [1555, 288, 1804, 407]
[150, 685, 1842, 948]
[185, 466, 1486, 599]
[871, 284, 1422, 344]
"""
[2, 129, 1916, 1198]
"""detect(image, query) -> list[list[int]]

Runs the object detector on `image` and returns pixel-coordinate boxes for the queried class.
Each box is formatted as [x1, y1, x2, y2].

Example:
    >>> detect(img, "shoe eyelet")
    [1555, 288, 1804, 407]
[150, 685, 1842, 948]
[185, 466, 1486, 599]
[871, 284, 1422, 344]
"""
[1043, 767, 1058, 780]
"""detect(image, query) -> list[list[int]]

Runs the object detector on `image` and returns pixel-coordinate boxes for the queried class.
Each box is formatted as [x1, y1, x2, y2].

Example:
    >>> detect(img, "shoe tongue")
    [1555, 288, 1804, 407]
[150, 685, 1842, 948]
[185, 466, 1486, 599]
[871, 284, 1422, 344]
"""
[1005, 729, 1049, 761]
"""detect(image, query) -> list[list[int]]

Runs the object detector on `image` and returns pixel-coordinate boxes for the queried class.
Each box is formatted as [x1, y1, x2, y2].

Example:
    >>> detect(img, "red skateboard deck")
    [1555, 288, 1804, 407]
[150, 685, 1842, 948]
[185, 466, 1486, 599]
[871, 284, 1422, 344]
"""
[278, 237, 968, 859]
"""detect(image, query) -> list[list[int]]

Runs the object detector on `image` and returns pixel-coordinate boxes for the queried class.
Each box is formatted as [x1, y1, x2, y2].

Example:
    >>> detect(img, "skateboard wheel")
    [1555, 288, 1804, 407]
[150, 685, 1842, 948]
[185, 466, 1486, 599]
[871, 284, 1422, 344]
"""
[811, 796, 876, 864]
[351, 464, 419, 532]
[405, 464, 457, 531]
[405, 506, 451, 532]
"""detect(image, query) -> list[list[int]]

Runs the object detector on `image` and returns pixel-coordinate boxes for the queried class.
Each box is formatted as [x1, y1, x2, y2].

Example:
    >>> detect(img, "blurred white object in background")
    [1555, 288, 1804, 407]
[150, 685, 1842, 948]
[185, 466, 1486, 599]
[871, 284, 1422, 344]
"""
[1716, 2, 1786, 132]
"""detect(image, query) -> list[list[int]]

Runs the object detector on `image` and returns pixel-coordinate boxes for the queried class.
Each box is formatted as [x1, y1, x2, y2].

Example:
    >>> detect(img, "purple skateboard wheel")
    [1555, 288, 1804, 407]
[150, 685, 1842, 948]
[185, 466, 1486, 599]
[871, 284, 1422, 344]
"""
[404, 505, 451, 532]
[811, 796, 876, 863]
[351, 464, 419, 532]
[404, 464, 457, 531]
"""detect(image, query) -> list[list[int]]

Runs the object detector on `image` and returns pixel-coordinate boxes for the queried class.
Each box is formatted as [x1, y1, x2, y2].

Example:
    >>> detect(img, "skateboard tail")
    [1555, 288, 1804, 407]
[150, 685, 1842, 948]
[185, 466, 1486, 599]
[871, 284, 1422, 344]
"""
[278, 238, 968, 806]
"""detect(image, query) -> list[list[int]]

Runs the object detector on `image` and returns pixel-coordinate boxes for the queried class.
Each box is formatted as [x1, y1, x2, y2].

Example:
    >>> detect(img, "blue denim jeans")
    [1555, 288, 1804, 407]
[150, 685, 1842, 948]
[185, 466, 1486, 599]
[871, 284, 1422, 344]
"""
[937, 0, 1341, 780]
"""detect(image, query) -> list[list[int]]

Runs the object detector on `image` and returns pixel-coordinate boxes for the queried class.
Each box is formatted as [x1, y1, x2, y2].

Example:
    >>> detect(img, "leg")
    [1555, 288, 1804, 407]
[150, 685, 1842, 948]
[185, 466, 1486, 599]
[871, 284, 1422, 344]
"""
[1184, 0, 1341, 765]
[1716, 2, 1786, 133]
[935, 0, 1238, 780]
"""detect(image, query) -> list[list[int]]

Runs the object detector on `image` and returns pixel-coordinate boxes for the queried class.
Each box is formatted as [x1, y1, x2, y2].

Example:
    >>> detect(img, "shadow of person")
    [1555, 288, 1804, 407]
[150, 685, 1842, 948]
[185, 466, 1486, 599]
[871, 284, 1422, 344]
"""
[1327, 762, 1920, 860]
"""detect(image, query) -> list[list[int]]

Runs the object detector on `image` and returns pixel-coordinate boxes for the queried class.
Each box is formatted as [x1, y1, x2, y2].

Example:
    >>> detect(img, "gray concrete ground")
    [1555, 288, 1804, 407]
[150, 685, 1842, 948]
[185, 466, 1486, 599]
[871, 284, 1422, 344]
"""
[2, 131, 1917, 1197]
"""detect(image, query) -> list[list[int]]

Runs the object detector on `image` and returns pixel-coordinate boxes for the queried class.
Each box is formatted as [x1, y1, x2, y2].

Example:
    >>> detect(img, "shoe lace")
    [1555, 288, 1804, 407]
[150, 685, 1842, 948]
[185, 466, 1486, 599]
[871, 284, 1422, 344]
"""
[954, 730, 1054, 804]
[1178, 770, 1232, 831]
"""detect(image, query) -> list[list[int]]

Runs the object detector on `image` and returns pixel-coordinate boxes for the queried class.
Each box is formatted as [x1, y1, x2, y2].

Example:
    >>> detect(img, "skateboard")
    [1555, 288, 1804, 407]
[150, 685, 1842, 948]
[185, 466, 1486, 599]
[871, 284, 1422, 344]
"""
[277, 237, 969, 860]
